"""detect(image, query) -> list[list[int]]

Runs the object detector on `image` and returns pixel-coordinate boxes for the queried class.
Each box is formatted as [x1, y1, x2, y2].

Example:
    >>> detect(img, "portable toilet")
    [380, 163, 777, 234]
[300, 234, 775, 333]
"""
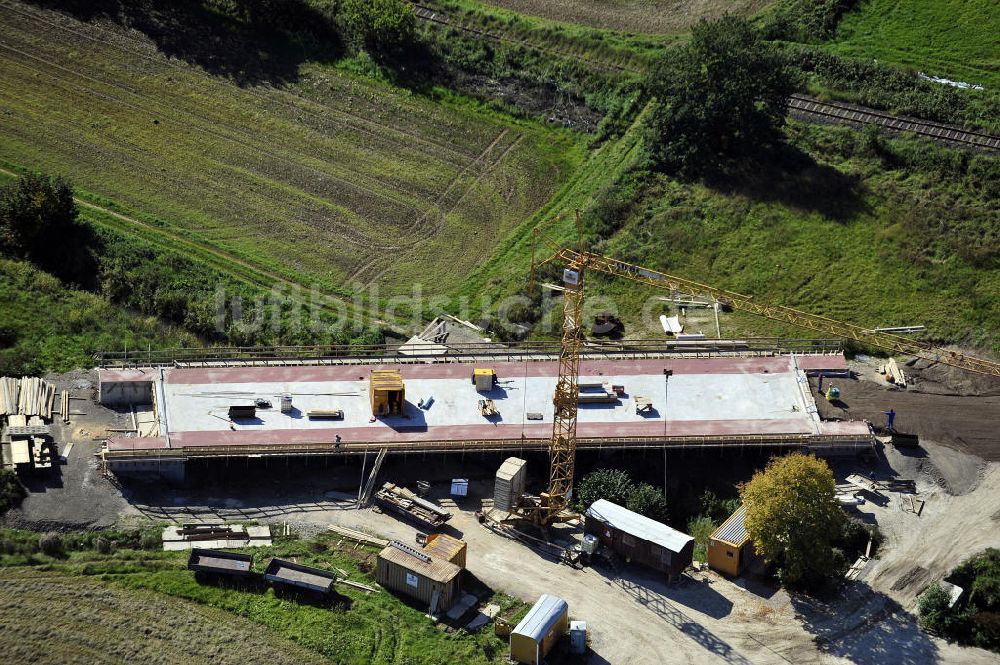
[569, 620, 587, 654]
[510, 594, 568, 665]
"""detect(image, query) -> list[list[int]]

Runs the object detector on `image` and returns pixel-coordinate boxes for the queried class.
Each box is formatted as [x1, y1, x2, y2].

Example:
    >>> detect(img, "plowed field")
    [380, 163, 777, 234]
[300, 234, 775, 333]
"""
[0, 0, 574, 297]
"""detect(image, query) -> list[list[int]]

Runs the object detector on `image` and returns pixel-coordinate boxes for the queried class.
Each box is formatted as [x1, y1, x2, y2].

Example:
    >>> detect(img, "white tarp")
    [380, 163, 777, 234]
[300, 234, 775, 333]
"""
[660, 315, 683, 335]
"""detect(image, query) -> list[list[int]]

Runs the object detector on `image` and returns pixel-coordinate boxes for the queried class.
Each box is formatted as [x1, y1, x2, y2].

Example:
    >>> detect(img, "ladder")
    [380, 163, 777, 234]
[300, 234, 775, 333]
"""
[359, 447, 387, 506]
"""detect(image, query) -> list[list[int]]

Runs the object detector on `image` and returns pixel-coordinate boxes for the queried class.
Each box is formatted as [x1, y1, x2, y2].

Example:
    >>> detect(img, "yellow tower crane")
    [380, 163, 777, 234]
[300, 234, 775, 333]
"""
[527, 212, 1000, 526]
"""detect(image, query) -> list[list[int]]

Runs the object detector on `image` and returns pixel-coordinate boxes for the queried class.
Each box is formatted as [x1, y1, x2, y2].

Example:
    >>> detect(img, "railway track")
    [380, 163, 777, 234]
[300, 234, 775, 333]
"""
[788, 95, 1000, 151]
[411, 2, 1000, 151]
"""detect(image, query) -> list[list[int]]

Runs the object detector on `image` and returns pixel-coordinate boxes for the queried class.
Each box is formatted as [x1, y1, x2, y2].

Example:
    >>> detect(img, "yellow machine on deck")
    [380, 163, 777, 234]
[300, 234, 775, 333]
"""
[473, 368, 497, 392]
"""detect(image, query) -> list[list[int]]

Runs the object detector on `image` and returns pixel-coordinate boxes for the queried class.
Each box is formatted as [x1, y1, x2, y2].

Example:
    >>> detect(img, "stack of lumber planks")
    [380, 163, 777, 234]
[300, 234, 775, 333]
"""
[0, 377, 56, 420]
[327, 524, 388, 547]
[60, 390, 70, 424]
[0, 376, 20, 416]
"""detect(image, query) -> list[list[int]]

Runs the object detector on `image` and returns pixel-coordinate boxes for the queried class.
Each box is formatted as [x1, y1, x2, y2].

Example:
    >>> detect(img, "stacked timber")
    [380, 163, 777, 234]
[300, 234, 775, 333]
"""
[60, 390, 70, 424]
[0, 377, 20, 416]
[13, 377, 56, 420]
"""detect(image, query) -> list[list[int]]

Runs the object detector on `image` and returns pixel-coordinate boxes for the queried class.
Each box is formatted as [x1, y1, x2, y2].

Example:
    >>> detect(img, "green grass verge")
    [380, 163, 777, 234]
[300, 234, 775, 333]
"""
[0, 257, 196, 373]
[828, 0, 1000, 90]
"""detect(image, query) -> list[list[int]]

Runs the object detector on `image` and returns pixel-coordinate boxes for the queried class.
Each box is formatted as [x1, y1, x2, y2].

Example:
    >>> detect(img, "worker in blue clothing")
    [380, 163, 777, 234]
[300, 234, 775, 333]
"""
[885, 408, 896, 431]
[817, 372, 825, 393]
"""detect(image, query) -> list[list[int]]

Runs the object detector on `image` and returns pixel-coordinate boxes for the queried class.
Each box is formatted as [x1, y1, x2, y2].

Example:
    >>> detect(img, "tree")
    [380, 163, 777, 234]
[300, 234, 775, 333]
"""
[0, 173, 96, 285]
[0, 468, 26, 515]
[0, 174, 76, 257]
[626, 482, 669, 523]
[644, 15, 797, 176]
[576, 468, 634, 509]
[687, 515, 716, 562]
[337, 0, 415, 52]
[918, 582, 957, 634]
[741, 453, 844, 587]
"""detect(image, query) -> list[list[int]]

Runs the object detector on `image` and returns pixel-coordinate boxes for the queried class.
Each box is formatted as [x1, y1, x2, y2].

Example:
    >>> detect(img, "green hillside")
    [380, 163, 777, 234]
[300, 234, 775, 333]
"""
[829, 0, 1000, 90]
[0, 257, 195, 374]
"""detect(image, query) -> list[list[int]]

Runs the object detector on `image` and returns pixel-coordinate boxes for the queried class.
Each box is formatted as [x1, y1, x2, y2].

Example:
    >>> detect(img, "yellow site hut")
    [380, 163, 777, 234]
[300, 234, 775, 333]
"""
[707, 504, 754, 577]
[370, 369, 405, 417]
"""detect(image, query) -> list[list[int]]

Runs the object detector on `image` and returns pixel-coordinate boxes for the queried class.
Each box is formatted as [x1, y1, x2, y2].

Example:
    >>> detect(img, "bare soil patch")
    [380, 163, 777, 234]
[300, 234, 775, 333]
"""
[812, 374, 1000, 461]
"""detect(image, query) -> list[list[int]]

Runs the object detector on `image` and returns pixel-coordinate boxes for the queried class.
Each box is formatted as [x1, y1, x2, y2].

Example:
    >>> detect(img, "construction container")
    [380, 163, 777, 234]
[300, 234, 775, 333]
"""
[187, 548, 253, 577]
[264, 558, 336, 594]
[472, 368, 496, 392]
[228, 405, 256, 420]
[585, 499, 694, 578]
[279, 393, 293, 413]
[376, 540, 462, 614]
[707, 505, 754, 577]
[494, 457, 527, 512]
[422, 533, 467, 569]
[450, 478, 469, 496]
[370, 369, 405, 417]
[569, 620, 587, 654]
[510, 594, 569, 665]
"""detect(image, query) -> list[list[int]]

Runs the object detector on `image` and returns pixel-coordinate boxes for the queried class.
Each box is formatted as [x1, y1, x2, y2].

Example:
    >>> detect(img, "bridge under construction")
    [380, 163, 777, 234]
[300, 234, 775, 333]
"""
[99, 348, 872, 482]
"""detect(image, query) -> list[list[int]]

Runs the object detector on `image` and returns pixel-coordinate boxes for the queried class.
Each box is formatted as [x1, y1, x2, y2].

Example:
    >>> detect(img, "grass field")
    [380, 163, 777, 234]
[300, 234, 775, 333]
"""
[0, 1, 577, 300]
[0, 568, 332, 665]
[0, 529, 517, 665]
[828, 0, 1000, 90]
[473, 0, 774, 34]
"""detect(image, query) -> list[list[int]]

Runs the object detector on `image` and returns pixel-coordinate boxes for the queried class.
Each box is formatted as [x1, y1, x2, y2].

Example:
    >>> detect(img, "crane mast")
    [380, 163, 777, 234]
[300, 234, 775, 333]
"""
[540, 257, 586, 522]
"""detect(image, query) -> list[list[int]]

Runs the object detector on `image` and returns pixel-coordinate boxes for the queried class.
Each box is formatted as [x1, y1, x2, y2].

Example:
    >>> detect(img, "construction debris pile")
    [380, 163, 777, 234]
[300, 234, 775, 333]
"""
[0, 376, 57, 420]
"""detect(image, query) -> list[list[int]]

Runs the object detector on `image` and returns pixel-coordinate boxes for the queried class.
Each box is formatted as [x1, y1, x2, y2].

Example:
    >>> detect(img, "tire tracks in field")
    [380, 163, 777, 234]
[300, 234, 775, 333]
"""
[0, 33, 418, 249]
[345, 127, 513, 282]
[0, 0, 484, 168]
[1, 0, 537, 274]
[0, 0, 545, 294]
[356, 133, 528, 286]
[0, 165, 397, 328]
[346, 128, 525, 285]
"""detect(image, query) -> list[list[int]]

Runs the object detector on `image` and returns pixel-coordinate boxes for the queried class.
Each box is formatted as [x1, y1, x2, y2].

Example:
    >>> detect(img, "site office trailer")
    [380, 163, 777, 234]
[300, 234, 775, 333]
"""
[376, 544, 462, 612]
